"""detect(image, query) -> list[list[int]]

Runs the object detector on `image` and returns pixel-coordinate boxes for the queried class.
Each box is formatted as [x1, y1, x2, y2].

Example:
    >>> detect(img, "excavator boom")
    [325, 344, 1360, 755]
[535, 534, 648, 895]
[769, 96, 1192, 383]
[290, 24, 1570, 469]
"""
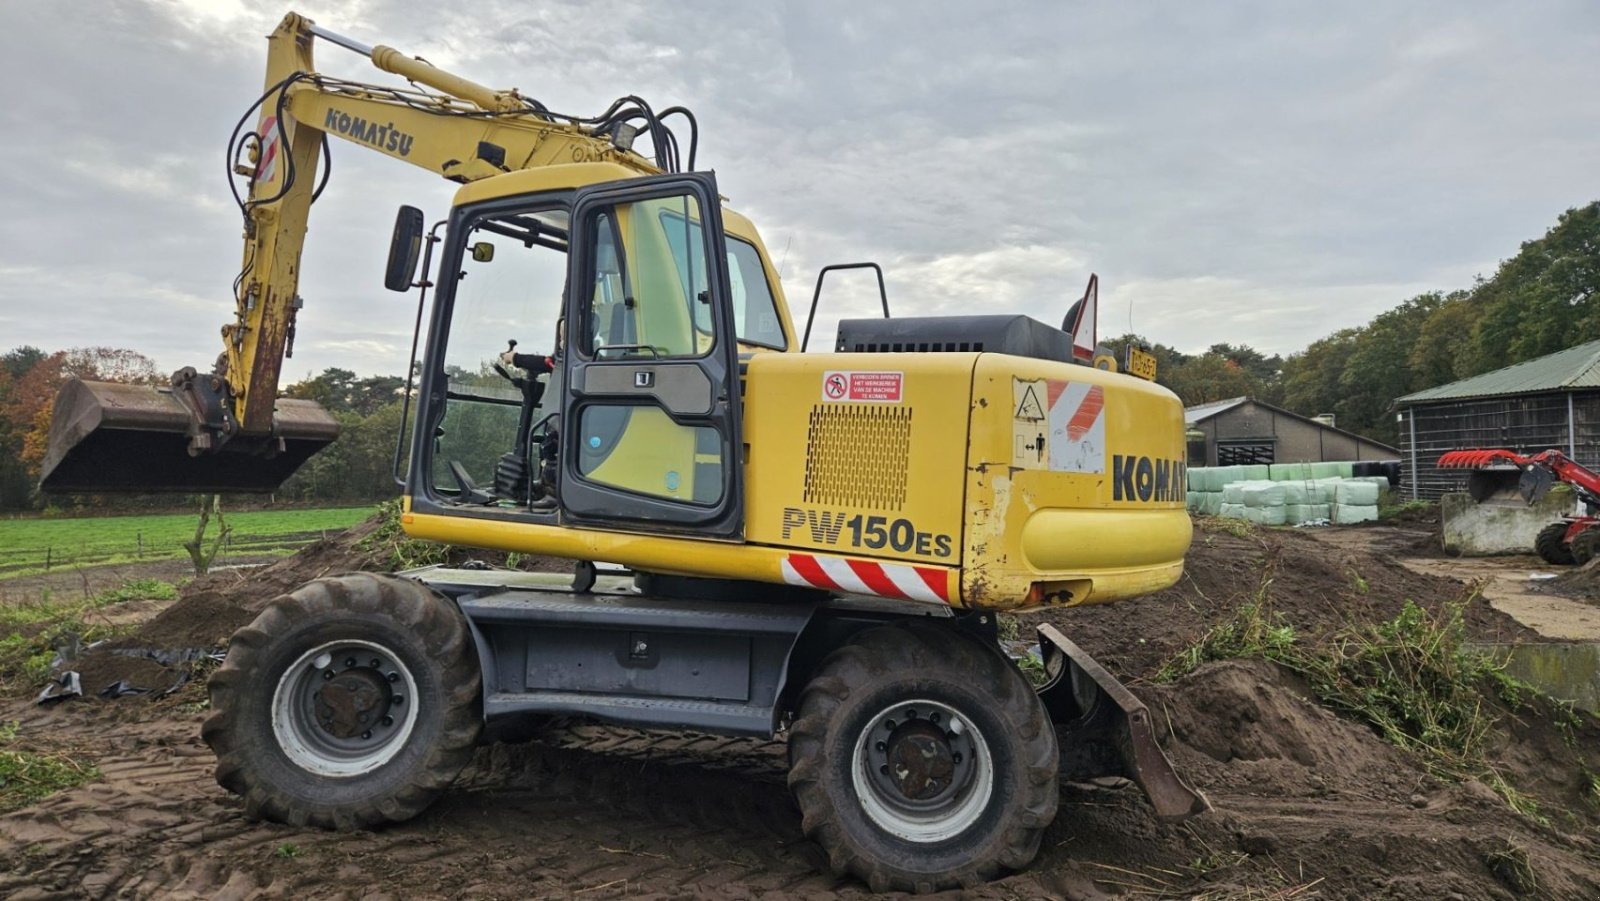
[41, 12, 661, 494]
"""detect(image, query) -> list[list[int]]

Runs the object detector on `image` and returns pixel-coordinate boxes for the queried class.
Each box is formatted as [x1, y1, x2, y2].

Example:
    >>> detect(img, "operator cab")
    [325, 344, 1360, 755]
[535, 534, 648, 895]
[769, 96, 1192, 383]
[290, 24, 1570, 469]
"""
[388, 168, 789, 540]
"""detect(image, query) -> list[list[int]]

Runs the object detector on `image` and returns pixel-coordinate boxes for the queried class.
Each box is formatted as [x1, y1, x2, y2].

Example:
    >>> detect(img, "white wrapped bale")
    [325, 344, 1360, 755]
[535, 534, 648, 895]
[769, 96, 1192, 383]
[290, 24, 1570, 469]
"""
[1241, 481, 1287, 507]
[1201, 492, 1224, 516]
[1335, 480, 1381, 506]
[1280, 481, 1313, 504]
[1270, 462, 1315, 481]
[1334, 504, 1379, 524]
[1241, 464, 1271, 481]
[1358, 475, 1392, 495]
[1313, 478, 1343, 503]
[1220, 503, 1247, 519]
[1245, 505, 1288, 525]
[1222, 482, 1246, 504]
[1188, 468, 1204, 491]
[1286, 503, 1332, 524]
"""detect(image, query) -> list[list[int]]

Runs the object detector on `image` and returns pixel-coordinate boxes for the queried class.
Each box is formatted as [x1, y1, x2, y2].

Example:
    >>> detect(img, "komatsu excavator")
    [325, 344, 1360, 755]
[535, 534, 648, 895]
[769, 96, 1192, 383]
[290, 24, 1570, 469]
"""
[39, 13, 1203, 892]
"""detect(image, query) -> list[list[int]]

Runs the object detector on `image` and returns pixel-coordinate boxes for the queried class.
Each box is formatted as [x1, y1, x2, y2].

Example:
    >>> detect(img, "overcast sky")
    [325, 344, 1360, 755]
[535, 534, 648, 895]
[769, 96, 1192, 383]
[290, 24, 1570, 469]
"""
[2, 0, 1596, 381]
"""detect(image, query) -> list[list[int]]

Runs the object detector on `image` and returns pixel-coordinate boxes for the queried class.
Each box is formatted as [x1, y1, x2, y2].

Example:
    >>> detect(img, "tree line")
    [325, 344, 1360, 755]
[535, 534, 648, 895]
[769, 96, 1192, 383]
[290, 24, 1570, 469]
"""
[1110, 201, 1599, 446]
[2, 201, 1594, 510]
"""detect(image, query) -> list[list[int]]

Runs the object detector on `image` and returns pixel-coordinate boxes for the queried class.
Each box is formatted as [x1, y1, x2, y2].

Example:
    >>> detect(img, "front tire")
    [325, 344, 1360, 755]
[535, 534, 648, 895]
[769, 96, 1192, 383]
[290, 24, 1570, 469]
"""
[1536, 521, 1577, 565]
[1571, 528, 1600, 566]
[202, 573, 482, 830]
[787, 621, 1059, 893]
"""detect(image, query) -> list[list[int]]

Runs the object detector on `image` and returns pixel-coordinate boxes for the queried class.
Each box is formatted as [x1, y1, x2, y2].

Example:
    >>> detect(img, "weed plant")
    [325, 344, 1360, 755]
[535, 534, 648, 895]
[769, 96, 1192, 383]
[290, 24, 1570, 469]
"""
[356, 500, 452, 570]
[0, 721, 98, 813]
[1160, 582, 1543, 816]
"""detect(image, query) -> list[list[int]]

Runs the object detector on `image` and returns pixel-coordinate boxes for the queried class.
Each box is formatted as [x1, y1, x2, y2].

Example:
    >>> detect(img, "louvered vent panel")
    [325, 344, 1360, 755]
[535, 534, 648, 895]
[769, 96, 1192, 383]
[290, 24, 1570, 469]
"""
[803, 405, 913, 510]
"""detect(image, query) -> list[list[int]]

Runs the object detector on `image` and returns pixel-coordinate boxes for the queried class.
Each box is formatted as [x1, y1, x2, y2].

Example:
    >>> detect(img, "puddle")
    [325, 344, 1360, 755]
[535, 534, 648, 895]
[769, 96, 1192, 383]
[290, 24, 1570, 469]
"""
[1486, 642, 1600, 714]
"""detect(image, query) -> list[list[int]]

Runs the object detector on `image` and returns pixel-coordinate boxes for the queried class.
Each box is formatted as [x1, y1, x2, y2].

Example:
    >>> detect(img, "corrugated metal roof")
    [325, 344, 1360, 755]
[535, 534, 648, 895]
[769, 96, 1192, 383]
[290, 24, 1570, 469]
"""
[1183, 396, 1249, 424]
[1395, 339, 1600, 404]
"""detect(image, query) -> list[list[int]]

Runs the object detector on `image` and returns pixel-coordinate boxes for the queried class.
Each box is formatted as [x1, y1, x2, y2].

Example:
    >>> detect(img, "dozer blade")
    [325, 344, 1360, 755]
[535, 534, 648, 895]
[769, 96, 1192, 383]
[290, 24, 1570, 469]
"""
[1034, 624, 1209, 821]
[38, 379, 339, 494]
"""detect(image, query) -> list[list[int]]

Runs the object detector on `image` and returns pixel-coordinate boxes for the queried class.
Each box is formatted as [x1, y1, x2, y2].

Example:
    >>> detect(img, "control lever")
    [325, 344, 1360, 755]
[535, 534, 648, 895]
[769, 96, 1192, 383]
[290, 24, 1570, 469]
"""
[493, 339, 525, 387]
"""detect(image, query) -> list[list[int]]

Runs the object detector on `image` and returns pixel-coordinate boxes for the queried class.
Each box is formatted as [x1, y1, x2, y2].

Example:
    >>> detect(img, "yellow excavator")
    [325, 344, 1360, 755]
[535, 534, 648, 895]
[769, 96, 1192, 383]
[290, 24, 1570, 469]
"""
[40, 13, 1203, 892]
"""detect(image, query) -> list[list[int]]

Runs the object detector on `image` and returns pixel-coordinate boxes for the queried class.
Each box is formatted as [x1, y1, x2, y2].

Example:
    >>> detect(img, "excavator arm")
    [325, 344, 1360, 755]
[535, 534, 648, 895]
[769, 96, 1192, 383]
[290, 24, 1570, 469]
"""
[40, 12, 669, 493]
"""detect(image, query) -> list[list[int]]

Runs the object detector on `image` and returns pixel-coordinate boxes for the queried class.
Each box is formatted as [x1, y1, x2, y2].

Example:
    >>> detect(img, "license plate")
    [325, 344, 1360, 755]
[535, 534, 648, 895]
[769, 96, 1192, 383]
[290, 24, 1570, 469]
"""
[1125, 346, 1158, 381]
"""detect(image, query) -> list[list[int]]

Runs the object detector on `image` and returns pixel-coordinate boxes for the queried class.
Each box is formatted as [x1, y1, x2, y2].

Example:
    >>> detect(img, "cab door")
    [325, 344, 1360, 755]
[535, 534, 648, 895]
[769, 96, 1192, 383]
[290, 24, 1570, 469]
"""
[559, 173, 743, 537]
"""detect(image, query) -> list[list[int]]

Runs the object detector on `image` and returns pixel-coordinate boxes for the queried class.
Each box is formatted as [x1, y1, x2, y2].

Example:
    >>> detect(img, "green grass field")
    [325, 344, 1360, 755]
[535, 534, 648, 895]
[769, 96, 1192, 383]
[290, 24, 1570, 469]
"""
[0, 506, 377, 580]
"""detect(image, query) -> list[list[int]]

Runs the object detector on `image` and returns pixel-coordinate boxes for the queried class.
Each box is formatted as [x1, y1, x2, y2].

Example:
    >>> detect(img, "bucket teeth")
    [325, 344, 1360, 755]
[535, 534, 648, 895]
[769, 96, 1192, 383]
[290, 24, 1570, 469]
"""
[1436, 449, 1524, 469]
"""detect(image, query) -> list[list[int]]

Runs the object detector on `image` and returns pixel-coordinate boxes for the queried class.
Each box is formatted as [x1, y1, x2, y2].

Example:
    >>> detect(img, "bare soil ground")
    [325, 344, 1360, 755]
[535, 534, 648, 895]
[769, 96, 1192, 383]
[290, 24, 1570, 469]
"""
[2, 516, 1599, 899]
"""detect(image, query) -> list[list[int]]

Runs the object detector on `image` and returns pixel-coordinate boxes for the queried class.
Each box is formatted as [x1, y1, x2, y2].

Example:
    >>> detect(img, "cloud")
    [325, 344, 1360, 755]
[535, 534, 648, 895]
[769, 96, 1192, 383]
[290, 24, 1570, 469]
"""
[1, 0, 1596, 383]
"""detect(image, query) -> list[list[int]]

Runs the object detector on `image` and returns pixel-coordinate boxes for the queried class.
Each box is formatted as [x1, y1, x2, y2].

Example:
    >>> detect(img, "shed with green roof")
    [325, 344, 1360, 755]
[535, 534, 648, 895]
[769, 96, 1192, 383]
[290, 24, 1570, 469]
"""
[1394, 339, 1600, 499]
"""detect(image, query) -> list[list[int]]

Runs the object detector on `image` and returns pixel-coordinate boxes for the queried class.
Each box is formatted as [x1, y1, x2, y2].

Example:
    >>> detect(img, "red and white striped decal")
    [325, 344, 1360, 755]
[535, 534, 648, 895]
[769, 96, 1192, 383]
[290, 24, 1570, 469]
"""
[257, 115, 281, 183]
[780, 553, 951, 604]
[1051, 382, 1104, 441]
[1044, 380, 1107, 474]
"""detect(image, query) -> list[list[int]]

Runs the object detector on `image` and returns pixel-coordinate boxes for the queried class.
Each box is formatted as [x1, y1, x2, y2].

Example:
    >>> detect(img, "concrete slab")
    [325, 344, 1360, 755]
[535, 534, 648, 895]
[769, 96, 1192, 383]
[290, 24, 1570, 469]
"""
[1439, 489, 1575, 557]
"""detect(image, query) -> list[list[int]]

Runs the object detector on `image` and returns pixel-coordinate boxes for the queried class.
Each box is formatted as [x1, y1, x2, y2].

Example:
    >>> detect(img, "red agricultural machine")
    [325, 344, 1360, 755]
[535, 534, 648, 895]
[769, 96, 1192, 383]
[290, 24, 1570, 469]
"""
[1437, 449, 1600, 564]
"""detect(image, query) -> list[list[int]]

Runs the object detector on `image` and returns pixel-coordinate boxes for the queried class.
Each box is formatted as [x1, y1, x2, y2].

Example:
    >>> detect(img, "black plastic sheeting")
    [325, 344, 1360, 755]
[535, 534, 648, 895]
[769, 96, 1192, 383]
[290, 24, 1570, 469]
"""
[35, 639, 223, 705]
[36, 671, 82, 705]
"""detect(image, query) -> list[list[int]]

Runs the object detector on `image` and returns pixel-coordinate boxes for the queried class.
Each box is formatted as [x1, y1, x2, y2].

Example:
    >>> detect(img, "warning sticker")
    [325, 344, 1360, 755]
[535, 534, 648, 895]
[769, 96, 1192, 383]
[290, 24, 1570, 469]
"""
[1013, 378, 1106, 474]
[1014, 383, 1045, 421]
[822, 370, 903, 403]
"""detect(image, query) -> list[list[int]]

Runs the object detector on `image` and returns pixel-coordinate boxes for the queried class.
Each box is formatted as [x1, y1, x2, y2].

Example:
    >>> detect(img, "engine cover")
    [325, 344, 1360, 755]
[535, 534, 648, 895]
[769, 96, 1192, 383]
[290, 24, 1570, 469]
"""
[836, 315, 1077, 366]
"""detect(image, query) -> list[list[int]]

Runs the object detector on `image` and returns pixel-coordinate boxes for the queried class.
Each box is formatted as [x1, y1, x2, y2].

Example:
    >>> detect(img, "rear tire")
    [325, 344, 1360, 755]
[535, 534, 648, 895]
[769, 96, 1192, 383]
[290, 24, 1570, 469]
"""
[202, 573, 481, 830]
[1535, 521, 1576, 565]
[1571, 528, 1600, 566]
[787, 621, 1058, 893]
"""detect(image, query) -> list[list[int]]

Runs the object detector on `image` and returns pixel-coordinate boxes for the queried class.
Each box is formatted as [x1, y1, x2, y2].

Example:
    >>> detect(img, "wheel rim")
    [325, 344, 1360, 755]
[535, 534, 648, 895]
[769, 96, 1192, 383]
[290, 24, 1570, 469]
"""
[271, 639, 421, 777]
[851, 698, 994, 843]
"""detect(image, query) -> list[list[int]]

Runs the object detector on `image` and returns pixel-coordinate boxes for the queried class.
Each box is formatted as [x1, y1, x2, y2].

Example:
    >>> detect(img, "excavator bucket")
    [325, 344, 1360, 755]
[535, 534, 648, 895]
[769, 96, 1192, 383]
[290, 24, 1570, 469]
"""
[1033, 624, 1209, 821]
[1436, 449, 1539, 504]
[38, 379, 339, 494]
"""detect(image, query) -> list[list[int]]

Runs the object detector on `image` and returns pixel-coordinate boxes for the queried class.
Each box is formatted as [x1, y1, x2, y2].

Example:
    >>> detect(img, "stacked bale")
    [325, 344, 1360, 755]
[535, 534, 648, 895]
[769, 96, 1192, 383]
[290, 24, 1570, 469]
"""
[1279, 480, 1332, 525]
[1240, 481, 1287, 525]
[1334, 479, 1381, 524]
[1187, 460, 1394, 527]
[1187, 466, 1225, 516]
[1218, 479, 1247, 519]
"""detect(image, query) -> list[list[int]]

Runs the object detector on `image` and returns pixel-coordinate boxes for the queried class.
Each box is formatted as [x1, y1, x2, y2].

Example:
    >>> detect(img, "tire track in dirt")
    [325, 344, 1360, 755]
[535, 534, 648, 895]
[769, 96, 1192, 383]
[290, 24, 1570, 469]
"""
[0, 709, 859, 900]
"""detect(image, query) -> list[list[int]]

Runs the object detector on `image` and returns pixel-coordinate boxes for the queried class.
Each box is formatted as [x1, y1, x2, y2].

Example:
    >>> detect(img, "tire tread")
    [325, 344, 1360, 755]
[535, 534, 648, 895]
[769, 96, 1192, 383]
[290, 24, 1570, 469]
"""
[203, 572, 482, 831]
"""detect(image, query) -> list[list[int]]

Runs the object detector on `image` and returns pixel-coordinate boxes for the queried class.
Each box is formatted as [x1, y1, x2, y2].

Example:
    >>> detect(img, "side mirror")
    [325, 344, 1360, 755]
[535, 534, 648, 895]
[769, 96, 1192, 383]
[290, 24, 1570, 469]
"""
[384, 205, 425, 292]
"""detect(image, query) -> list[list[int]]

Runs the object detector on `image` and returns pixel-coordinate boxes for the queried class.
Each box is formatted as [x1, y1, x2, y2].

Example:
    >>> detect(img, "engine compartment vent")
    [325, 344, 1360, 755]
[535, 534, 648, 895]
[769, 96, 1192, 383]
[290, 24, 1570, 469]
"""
[836, 314, 1075, 365]
[804, 404, 912, 511]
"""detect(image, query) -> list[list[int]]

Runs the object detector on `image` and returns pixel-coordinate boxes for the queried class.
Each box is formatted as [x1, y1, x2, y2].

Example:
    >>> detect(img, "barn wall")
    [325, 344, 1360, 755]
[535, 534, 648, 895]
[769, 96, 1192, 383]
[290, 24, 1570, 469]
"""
[1204, 403, 1398, 465]
[1398, 392, 1585, 499]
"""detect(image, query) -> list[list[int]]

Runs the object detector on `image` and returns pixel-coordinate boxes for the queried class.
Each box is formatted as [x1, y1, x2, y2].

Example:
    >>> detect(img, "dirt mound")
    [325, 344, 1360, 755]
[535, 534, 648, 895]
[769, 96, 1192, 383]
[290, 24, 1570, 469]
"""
[1114, 658, 1600, 899]
[1538, 556, 1600, 600]
[74, 510, 570, 697]
[1031, 523, 1530, 680]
